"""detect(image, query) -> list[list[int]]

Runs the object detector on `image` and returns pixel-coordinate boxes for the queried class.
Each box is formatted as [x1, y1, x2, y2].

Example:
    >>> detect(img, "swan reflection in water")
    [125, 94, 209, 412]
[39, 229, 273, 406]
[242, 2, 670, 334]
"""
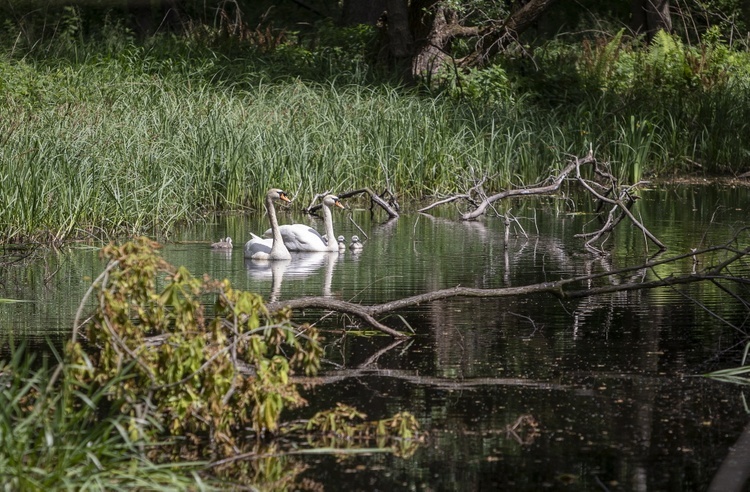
[245, 252, 339, 302]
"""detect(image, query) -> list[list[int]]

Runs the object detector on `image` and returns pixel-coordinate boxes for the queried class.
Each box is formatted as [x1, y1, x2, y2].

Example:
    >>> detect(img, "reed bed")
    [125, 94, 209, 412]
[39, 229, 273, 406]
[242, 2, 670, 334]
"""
[1, 39, 748, 244]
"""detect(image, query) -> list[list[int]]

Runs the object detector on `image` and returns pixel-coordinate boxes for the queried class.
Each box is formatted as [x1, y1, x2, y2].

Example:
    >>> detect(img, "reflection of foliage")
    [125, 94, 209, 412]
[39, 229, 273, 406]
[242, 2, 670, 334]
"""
[301, 403, 423, 458]
[210, 442, 317, 491]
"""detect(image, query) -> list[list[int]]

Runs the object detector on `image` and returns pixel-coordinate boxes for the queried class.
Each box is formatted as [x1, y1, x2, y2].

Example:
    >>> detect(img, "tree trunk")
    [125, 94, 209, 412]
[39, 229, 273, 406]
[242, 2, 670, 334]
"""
[400, 0, 558, 81]
[340, 0, 387, 26]
[410, 5, 455, 81]
[631, 0, 672, 41]
[384, 0, 412, 59]
[458, 0, 559, 68]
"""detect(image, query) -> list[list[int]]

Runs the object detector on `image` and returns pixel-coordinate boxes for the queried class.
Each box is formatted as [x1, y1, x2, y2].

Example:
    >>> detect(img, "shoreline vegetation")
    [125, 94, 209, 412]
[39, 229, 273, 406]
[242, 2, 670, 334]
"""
[1, 9, 749, 248]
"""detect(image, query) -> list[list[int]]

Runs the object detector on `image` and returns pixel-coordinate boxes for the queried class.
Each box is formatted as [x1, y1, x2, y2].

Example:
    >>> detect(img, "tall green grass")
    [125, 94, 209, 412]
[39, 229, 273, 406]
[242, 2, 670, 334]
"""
[1, 28, 748, 244]
[0, 49, 554, 243]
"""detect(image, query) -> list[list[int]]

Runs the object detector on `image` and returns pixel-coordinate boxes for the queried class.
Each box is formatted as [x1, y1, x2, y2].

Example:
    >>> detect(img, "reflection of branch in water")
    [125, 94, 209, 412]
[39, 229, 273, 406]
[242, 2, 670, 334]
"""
[299, 367, 573, 391]
[651, 265, 747, 333]
[506, 414, 540, 445]
[506, 312, 541, 337]
[358, 338, 410, 368]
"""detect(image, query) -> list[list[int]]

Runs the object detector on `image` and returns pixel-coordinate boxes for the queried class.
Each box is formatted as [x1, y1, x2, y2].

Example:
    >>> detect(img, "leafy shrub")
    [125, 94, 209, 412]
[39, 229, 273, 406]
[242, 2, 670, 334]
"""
[66, 237, 323, 457]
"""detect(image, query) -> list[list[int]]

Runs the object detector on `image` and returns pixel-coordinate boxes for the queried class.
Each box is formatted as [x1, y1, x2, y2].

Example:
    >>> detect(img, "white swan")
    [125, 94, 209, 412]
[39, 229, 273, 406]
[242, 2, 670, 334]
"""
[349, 235, 363, 251]
[211, 237, 233, 249]
[244, 189, 292, 260]
[269, 194, 344, 252]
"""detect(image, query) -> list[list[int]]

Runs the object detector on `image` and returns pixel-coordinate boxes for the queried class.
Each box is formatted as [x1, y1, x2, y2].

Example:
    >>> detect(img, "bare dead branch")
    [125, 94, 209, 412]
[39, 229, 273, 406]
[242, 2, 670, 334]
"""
[458, 157, 586, 220]
[306, 188, 400, 219]
[421, 152, 666, 253]
[417, 175, 487, 213]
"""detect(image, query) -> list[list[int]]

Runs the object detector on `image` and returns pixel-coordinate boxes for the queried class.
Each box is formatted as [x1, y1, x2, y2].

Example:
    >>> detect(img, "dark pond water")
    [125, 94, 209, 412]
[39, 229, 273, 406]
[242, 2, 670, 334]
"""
[2, 184, 750, 491]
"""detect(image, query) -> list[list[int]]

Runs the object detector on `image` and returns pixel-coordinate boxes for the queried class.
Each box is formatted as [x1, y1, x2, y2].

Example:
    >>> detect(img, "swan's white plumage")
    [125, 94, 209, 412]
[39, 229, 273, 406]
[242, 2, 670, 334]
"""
[244, 189, 292, 260]
[266, 195, 344, 252]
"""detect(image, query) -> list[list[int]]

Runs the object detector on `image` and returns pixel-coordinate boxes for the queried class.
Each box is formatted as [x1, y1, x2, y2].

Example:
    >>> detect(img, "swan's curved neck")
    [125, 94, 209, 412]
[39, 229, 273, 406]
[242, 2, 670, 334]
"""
[322, 204, 336, 250]
[267, 196, 289, 258]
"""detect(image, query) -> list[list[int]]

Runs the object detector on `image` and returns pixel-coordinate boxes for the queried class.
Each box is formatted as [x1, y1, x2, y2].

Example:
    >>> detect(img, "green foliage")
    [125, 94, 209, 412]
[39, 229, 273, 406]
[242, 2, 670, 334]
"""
[1, 11, 750, 244]
[1, 239, 422, 486]
[0, 45, 557, 244]
[67, 237, 323, 456]
[62, 237, 420, 468]
[442, 64, 514, 105]
[500, 28, 750, 180]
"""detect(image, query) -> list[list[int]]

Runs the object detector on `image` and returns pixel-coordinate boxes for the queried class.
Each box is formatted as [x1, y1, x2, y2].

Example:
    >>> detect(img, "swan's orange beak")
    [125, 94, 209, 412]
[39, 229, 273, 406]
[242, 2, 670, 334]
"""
[279, 192, 292, 203]
[334, 199, 344, 209]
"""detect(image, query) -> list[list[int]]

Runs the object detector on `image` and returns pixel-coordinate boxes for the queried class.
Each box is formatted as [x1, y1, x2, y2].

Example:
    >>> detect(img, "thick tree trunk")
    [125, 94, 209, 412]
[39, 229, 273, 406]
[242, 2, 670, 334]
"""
[341, 0, 386, 26]
[384, 0, 412, 59]
[630, 0, 672, 41]
[403, 0, 558, 81]
[410, 6, 454, 81]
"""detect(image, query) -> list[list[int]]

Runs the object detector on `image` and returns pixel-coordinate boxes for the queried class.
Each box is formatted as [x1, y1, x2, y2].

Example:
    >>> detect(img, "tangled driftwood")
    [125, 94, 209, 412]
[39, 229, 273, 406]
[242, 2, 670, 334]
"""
[259, 157, 747, 337]
[419, 151, 666, 254]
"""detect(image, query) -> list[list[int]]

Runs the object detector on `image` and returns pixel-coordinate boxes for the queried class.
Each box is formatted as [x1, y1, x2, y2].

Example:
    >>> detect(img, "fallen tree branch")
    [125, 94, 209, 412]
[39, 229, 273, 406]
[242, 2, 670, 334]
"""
[417, 175, 487, 213]
[573, 168, 666, 252]
[306, 188, 400, 219]
[420, 151, 665, 254]
[267, 237, 750, 337]
[456, 156, 584, 220]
